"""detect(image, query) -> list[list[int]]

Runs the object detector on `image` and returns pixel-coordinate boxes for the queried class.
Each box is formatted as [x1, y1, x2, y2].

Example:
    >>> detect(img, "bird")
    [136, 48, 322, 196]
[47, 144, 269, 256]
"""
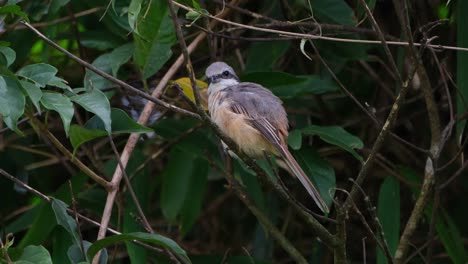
[205, 61, 329, 213]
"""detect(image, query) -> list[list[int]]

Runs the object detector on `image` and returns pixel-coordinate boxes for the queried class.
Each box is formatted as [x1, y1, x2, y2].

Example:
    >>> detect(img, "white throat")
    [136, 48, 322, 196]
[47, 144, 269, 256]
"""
[208, 78, 239, 96]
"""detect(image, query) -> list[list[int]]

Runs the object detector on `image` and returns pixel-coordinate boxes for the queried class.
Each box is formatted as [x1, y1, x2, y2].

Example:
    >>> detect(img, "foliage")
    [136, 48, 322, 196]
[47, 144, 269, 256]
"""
[0, 0, 466, 263]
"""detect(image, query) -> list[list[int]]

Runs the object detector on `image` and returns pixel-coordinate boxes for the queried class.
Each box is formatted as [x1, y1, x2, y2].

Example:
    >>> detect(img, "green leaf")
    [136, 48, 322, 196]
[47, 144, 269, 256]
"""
[242, 72, 339, 98]
[86, 232, 190, 263]
[20, 80, 42, 112]
[377, 177, 400, 264]
[40, 91, 74, 136]
[69, 125, 107, 151]
[288, 129, 303, 150]
[436, 210, 468, 264]
[0, 75, 25, 134]
[133, 0, 176, 79]
[16, 245, 52, 264]
[128, 0, 143, 34]
[84, 43, 134, 90]
[301, 125, 364, 161]
[293, 148, 335, 208]
[84, 108, 153, 134]
[48, 0, 70, 14]
[110, 43, 134, 76]
[0, 46, 16, 67]
[180, 158, 209, 236]
[0, 4, 29, 22]
[237, 161, 266, 213]
[47, 76, 71, 91]
[68, 241, 107, 264]
[161, 148, 195, 221]
[50, 198, 81, 247]
[310, 0, 355, 25]
[456, 0, 468, 145]
[71, 88, 112, 133]
[244, 42, 290, 73]
[16, 63, 57, 88]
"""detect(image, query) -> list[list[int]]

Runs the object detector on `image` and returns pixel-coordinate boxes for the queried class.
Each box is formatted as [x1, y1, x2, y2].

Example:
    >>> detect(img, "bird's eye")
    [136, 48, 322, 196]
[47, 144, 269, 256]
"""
[222, 70, 230, 77]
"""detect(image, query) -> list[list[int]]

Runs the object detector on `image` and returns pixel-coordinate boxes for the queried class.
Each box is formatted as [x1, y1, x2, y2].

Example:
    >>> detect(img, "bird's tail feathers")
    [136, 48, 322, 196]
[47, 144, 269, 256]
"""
[279, 146, 329, 214]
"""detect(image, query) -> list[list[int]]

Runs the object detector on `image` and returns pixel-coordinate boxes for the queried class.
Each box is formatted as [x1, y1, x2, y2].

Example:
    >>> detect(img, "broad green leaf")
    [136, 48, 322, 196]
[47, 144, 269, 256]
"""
[161, 148, 195, 221]
[181, 158, 209, 236]
[133, 0, 176, 79]
[51, 198, 81, 247]
[48, 0, 70, 14]
[47, 76, 71, 91]
[244, 41, 290, 73]
[237, 161, 266, 213]
[69, 125, 107, 151]
[128, 0, 143, 34]
[0, 4, 29, 22]
[310, 0, 355, 26]
[242, 72, 305, 88]
[51, 228, 73, 264]
[83, 55, 112, 90]
[86, 232, 190, 263]
[16, 63, 57, 88]
[71, 88, 111, 133]
[242, 72, 339, 98]
[110, 43, 134, 76]
[84, 108, 153, 134]
[0, 75, 25, 134]
[301, 125, 363, 161]
[456, 0, 468, 145]
[16, 245, 52, 264]
[293, 148, 335, 208]
[0, 46, 16, 67]
[436, 210, 468, 264]
[84, 43, 134, 90]
[20, 80, 42, 112]
[288, 129, 303, 150]
[377, 177, 400, 264]
[40, 91, 74, 136]
[68, 241, 107, 264]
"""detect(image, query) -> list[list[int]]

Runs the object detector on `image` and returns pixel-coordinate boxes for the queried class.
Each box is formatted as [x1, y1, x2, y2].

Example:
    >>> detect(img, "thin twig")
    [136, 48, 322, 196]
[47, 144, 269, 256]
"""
[107, 135, 154, 233]
[29, 116, 110, 188]
[173, 1, 468, 53]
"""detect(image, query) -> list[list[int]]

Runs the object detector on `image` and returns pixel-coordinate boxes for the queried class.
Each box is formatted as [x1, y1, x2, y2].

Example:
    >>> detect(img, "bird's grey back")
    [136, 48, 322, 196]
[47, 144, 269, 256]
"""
[225, 82, 288, 129]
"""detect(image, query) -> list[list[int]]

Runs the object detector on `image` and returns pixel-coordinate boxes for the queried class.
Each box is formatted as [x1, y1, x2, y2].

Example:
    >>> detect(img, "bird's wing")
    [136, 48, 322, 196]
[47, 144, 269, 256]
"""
[226, 82, 288, 151]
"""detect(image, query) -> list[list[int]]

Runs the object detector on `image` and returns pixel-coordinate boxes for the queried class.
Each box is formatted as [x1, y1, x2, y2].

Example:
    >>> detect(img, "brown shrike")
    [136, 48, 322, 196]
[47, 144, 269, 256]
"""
[206, 61, 329, 213]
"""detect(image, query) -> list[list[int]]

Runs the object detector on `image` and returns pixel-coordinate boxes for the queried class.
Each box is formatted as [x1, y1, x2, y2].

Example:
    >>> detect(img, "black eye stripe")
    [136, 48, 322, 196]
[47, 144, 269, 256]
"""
[215, 72, 231, 79]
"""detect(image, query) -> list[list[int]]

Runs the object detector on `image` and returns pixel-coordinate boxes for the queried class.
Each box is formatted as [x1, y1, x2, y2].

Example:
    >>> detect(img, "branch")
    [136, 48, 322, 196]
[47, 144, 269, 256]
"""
[391, 1, 443, 262]
[173, 1, 468, 53]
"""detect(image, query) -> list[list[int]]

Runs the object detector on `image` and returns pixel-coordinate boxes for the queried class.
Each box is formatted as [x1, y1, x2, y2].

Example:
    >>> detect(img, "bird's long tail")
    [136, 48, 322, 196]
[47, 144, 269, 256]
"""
[279, 146, 329, 214]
